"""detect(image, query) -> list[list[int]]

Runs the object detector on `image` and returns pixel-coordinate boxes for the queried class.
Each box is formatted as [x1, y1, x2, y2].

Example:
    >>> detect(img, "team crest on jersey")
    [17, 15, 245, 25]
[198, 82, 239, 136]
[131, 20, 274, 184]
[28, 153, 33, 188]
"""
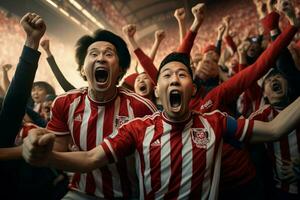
[190, 128, 210, 148]
[115, 116, 129, 128]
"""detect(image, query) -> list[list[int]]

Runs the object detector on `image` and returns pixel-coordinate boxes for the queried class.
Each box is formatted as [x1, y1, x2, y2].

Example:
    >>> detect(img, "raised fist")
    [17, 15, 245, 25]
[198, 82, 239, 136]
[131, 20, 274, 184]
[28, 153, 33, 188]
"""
[20, 13, 46, 49]
[1, 64, 12, 72]
[40, 39, 50, 51]
[174, 8, 186, 21]
[192, 3, 205, 23]
[122, 24, 136, 38]
[22, 128, 55, 167]
[155, 29, 165, 42]
[237, 40, 251, 55]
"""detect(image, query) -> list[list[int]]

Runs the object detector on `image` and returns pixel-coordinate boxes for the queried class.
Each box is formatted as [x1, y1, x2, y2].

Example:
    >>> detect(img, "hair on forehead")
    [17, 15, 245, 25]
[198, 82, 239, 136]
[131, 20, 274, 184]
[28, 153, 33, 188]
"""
[157, 52, 193, 80]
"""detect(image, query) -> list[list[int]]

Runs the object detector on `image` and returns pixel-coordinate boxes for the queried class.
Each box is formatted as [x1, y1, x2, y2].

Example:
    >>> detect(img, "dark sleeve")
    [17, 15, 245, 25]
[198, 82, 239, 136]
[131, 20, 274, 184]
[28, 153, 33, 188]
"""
[47, 55, 75, 92]
[215, 39, 222, 55]
[0, 46, 40, 147]
[25, 106, 47, 127]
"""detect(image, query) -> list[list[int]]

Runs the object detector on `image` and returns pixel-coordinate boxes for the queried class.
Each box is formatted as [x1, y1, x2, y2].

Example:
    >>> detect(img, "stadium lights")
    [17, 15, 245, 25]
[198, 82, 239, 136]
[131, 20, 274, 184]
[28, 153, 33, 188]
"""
[45, 0, 58, 8]
[69, 0, 83, 10]
[69, 0, 105, 28]
[59, 8, 70, 17]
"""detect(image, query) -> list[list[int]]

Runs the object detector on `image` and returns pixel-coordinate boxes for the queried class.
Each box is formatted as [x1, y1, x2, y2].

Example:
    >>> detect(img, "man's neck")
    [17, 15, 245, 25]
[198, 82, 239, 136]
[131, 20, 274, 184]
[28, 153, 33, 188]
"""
[88, 87, 118, 104]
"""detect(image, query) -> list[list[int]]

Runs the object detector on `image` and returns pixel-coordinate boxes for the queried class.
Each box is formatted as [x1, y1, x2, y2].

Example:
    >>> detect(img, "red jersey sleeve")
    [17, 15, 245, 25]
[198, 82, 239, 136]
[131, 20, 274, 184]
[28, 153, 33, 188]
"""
[134, 48, 158, 84]
[176, 30, 197, 54]
[46, 94, 71, 135]
[101, 120, 140, 163]
[201, 24, 298, 113]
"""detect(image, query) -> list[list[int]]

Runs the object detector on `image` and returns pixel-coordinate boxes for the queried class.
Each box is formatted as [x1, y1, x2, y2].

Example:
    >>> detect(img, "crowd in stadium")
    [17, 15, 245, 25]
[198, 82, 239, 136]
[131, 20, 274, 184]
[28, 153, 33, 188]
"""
[1, 0, 300, 199]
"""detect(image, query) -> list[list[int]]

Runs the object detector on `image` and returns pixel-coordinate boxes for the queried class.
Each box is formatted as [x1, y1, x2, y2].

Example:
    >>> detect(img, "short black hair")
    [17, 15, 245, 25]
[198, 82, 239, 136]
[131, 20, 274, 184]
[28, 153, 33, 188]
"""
[75, 29, 131, 81]
[157, 52, 193, 80]
[32, 81, 56, 95]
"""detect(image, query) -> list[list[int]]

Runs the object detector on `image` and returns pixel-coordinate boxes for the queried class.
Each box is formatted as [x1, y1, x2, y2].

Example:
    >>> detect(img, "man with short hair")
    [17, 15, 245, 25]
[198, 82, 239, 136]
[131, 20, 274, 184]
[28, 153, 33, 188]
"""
[23, 51, 300, 199]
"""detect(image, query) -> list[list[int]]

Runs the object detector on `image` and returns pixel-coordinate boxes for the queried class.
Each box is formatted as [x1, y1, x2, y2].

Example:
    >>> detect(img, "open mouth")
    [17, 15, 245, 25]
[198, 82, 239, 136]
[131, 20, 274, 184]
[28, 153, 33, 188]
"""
[139, 84, 146, 92]
[272, 81, 282, 92]
[169, 90, 182, 108]
[95, 68, 108, 83]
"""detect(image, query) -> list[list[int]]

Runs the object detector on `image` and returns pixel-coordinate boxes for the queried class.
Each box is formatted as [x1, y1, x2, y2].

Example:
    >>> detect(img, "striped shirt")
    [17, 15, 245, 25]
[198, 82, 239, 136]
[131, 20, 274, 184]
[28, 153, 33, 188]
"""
[102, 110, 254, 200]
[47, 87, 157, 199]
[250, 105, 300, 194]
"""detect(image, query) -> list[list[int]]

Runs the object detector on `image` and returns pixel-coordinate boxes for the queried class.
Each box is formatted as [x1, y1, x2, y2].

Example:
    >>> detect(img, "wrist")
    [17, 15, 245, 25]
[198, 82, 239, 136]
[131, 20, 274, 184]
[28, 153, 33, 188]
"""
[25, 38, 40, 50]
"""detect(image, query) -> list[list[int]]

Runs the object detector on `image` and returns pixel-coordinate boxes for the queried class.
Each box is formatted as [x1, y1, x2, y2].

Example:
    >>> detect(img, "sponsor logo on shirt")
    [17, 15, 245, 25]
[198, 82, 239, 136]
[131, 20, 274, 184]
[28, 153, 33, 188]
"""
[74, 114, 82, 122]
[115, 116, 129, 128]
[200, 100, 213, 110]
[151, 139, 161, 146]
[190, 128, 210, 149]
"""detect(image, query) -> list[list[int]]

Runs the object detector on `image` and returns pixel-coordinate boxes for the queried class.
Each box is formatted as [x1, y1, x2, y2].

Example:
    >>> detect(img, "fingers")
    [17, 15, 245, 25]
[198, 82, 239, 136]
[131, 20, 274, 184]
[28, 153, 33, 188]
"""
[122, 24, 136, 37]
[174, 7, 185, 20]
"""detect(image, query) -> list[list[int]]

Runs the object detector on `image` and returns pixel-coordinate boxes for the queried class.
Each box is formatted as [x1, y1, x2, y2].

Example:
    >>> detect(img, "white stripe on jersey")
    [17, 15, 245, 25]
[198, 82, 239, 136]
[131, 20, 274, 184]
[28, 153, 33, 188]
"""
[239, 119, 249, 142]
[199, 116, 216, 200]
[80, 96, 91, 151]
[108, 164, 123, 197]
[93, 170, 104, 198]
[287, 130, 299, 194]
[120, 88, 157, 112]
[142, 125, 155, 195]
[94, 105, 105, 198]
[67, 96, 81, 136]
[178, 121, 193, 199]
[154, 121, 172, 199]
[126, 99, 134, 119]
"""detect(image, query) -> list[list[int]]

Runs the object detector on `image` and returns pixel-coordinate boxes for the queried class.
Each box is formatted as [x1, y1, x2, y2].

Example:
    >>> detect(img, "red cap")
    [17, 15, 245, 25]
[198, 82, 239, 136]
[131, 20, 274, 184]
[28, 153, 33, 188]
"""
[202, 44, 216, 54]
[123, 73, 138, 90]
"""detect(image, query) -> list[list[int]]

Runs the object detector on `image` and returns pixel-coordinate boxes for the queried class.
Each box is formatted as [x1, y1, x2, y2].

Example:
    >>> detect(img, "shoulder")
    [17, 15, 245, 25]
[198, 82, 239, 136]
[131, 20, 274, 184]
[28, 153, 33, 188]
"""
[53, 87, 87, 105]
[119, 87, 157, 112]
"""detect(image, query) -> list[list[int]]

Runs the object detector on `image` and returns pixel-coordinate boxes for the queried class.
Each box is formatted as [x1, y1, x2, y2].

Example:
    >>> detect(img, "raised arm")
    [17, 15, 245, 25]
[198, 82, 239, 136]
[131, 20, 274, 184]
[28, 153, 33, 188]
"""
[0, 13, 45, 147]
[123, 24, 158, 84]
[149, 29, 165, 61]
[41, 39, 75, 92]
[201, 17, 299, 112]
[177, 3, 205, 54]
[1, 64, 12, 93]
[251, 96, 300, 143]
[174, 7, 186, 44]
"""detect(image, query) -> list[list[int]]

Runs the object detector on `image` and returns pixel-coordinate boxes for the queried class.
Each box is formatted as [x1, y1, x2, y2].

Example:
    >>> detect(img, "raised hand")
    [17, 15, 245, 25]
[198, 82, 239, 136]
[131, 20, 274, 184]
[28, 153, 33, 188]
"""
[22, 128, 55, 167]
[192, 3, 205, 25]
[122, 24, 137, 38]
[20, 13, 46, 49]
[174, 8, 186, 21]
[1, 64, 12, 72]
[155, 29, 166, 42]
[40, 39, 50, 52]
[237, 40, 251, 55]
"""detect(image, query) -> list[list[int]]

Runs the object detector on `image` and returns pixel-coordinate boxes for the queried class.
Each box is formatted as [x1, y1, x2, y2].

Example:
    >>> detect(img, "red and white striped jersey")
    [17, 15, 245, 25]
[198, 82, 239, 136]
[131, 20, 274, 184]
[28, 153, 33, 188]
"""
[102, 110, 254, 200]
[250, 105, 300, 194]
[47, 87, 157, 199]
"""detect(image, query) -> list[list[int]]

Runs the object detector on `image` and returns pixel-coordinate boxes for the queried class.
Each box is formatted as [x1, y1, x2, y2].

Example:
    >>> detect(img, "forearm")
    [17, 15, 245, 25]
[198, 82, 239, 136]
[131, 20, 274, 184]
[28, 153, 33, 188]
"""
[47, 56, 75, 92]
[176, 30, 197, 54]
[149, 40, 160, 61]
[177, 19, 186, 44]
[2, 70, 10, 92]
[0, 146, 22, 160]
[251, 97, 300, 143]
[49, 146, 108, 173]
[127, 36, 139, 51]
[0, 46, 40, 147]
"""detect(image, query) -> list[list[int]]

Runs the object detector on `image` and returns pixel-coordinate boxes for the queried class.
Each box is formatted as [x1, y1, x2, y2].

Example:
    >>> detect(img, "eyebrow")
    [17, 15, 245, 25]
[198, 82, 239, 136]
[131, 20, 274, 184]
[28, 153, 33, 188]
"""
[161, 67, 189, 73]
[88, 47, 116, 52]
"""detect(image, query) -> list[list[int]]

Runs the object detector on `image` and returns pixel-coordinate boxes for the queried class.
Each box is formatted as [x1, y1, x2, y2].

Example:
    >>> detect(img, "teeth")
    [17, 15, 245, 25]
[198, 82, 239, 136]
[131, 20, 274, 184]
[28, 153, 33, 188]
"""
[171, 90, 180, 94]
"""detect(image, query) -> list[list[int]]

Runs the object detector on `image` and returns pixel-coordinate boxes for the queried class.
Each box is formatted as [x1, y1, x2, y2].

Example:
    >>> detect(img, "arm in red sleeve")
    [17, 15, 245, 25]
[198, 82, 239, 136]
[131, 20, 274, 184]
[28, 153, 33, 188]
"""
[261, 11, 280, 33]
[202, 24, 298, 112]
[224, 35, 237, 53]
[134, 48, 158, 84]
[176, 30, 197, 54]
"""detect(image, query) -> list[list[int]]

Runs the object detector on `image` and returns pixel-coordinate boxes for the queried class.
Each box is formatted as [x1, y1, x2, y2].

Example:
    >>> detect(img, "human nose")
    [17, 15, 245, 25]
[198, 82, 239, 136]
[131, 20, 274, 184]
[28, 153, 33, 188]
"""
[170, 73, 180, 86]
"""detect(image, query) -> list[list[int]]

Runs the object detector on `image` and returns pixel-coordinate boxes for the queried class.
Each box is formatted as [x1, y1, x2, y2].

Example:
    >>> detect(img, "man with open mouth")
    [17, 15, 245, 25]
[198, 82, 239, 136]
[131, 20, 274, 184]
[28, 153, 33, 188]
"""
[250, 68, 300, 199]
[29, 29, 157, 200]
[23, 52, 300, 200]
